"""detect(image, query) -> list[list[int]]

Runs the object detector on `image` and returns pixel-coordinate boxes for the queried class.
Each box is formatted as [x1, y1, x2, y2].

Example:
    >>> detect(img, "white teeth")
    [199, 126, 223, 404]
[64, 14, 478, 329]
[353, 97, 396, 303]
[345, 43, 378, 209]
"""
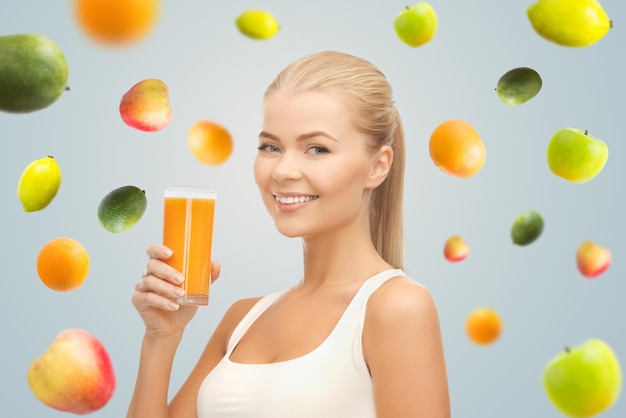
[275, 195, 318, 204]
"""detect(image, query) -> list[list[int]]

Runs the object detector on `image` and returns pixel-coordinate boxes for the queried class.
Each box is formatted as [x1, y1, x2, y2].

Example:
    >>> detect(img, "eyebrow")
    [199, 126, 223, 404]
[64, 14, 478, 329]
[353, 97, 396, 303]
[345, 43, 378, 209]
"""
[258, 130, 339, 143]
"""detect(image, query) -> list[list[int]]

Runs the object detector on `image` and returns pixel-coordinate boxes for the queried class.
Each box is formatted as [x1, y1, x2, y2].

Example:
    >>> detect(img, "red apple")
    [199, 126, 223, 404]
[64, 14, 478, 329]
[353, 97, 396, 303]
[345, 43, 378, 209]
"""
[119, 78, 172, 132]
[28, 328, 116, 414]
[577, 240, 611, 278]
[444, 235, 469, 262]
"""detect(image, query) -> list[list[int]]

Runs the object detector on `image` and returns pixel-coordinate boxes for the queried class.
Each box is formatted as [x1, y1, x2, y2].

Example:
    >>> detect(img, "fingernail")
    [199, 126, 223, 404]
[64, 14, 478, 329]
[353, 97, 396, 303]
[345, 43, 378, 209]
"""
[173, 288, 185, 297]
[168, 301, 180, 311]
[163, 248, 173, 258]
[174, 273, 185, 284]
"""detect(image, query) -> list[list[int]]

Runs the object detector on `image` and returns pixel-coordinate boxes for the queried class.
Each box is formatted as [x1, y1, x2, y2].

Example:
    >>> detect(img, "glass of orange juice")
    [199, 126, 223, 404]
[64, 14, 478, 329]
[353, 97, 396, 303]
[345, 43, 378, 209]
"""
[162, 185, 216, 305]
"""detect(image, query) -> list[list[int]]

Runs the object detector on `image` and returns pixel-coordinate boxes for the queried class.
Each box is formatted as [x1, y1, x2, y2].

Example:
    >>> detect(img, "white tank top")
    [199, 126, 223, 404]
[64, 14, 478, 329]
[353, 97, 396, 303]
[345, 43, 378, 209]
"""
[197, 268, 405, 418]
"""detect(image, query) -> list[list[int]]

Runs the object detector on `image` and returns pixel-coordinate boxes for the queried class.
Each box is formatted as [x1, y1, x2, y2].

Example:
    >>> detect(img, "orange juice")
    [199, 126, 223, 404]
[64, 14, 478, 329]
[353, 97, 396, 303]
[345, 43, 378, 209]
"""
[162, 186, 216, 305]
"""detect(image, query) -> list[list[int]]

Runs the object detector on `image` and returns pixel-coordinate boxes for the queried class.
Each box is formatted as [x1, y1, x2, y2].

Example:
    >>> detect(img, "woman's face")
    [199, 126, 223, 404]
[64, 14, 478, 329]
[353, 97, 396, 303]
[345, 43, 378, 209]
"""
[254, 90, 380, 239]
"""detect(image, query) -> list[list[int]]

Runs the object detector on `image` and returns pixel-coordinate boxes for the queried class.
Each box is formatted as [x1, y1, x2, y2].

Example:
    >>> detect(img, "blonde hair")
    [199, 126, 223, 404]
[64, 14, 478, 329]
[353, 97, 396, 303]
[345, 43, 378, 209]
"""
[265, 51, 406, 269]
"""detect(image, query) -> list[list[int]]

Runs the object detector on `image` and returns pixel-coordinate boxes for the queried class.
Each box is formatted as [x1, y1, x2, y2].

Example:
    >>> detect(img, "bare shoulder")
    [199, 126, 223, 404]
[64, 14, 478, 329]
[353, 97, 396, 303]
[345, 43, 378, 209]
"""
[217, 296, 264, 345]
[366, 275, 439, 323]
[193, 295, 265, 362]
[363, 275, 451, 417]
[363, 275, 443, 349]
[225, 295, 264, 318]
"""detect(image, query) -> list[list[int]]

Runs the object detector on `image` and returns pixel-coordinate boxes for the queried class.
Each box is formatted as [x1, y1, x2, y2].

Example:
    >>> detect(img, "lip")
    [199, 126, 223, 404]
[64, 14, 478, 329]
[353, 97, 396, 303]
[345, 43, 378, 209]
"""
[272, 192, 319, 212]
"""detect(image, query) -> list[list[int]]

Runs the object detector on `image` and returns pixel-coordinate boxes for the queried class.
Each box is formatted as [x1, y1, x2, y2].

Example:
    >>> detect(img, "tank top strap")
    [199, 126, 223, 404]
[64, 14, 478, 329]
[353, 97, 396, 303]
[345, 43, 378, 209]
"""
[354, 269, 406, 303]
[225, 290, 286, 354]
[335, 268, 406, 333]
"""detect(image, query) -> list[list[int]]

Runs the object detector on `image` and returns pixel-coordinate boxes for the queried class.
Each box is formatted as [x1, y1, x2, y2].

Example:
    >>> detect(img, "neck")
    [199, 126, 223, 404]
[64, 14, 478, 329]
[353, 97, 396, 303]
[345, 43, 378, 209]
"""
[298, 221, 390, 290]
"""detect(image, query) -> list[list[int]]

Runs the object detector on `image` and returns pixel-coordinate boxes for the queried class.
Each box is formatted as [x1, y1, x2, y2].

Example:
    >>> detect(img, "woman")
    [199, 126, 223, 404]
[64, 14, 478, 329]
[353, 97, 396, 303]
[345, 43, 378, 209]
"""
[127, 50, 450, 418]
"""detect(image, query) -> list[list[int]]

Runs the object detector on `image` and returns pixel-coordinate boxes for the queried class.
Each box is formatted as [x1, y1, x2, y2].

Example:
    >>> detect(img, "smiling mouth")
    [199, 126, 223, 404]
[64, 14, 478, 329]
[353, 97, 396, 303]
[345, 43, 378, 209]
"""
[274, 194, 319, 204]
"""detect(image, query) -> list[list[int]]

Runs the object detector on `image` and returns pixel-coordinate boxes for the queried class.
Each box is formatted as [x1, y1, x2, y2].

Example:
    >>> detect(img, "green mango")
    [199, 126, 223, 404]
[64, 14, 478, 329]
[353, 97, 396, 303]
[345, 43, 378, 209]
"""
[0, 33, 69, 113]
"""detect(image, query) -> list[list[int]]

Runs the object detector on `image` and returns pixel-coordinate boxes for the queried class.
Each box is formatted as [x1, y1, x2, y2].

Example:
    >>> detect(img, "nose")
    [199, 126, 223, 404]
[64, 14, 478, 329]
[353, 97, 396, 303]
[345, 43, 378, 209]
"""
[272, 151, 302, 182]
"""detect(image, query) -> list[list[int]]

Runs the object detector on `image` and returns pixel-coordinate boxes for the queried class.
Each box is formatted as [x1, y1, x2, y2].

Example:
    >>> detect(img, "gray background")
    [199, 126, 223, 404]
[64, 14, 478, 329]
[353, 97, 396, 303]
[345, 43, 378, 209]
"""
[1, 1, 624, 417]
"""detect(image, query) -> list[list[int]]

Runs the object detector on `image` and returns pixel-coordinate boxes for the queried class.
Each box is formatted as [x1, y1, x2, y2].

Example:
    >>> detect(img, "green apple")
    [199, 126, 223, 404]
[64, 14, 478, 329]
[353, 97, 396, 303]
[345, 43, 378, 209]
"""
[543, 339, 621, 417]
[546, 127, 608, 183]
[393, 2, 438, 47]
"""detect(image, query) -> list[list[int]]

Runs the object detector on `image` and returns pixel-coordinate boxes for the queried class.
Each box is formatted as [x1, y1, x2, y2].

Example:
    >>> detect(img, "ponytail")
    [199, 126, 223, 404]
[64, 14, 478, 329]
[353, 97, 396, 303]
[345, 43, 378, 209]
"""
[370, 110, 405, 269]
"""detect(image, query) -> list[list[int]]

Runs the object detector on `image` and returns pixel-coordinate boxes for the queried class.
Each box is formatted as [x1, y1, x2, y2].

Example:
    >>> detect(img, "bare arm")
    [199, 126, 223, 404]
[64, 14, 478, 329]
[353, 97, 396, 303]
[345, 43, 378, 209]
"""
[127, 297, 261, 418]
[126, 244, 260, 418]
[126, 332, 184, 418]
[126, 245, 223, 418]
[363, 277, 451, 418]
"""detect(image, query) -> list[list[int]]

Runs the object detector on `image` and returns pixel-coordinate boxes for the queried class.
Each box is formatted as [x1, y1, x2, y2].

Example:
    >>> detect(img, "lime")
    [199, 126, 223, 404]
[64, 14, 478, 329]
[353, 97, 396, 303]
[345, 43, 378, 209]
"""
[496, 67, 542, 106]
[511, 210, 544, 246]
[527, 0, 611, 47]
[17, 156, 62, 212]
[97, 185, 147, 233]
[235, 9, 280, 40]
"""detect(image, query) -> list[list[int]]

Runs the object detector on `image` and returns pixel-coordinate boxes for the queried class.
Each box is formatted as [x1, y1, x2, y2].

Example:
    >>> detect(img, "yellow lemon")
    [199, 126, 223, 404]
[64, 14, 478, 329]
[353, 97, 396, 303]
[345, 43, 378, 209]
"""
[527, 0, 611, 47]
[17, 156, 62, 212]
[235, 9, 280, 40]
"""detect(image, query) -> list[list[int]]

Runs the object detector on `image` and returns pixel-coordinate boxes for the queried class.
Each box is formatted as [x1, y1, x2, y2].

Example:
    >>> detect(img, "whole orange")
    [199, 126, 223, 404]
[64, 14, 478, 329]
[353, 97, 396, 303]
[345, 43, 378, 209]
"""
[75, 0, 160, 45]
[429, 119, 486, 178]
[466, 307, 502, 345]
[37, 237, 90, 292]
[187, 120, 234, 166]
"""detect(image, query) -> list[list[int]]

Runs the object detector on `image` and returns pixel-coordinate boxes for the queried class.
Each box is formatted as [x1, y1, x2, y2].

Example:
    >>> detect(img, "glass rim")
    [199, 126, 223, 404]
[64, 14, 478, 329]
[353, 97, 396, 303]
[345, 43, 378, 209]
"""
[164, 185, 217, 199]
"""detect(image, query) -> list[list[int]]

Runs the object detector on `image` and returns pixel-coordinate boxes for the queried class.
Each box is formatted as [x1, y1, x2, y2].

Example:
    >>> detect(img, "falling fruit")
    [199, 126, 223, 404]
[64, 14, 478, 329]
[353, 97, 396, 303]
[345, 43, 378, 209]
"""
[74, 0, 160, 45]
[17, 156, 62, 212]
[443, 235, 469, 262]
[577, 241, 611, 278]
[527, 0, 611, 47]
[119, 78, 172, 132]
[547, 128, 609, 183]
[97, 185, 147, 233]
[429, 119, 486, 178]
[28, 328, 116, 414]
[496, 67, 542, 106]
[37, 237, 90, 292]
[187, 120, 234, 166]
[393, 2, 438, 47]
[511, 209, 544, 246]
[466, 307, 503, 345]
[235, 9, 280, 40]
[0, 34, 69, 113]
[543, 339, 621, 417]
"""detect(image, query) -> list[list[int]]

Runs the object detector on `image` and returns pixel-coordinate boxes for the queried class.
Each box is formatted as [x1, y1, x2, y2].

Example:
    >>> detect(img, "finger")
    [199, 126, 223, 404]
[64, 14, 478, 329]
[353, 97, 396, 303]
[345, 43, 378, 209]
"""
[146, 258, 185, 285]
[135, 274, 185, 300]
[132, 289, 180, 312]
[146, 244, 173, 260]
[211, 261, 221, 284]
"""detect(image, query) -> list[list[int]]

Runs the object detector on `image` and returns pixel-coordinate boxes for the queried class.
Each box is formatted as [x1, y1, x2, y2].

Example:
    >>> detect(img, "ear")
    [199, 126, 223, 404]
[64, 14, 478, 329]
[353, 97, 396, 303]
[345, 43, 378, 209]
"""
[365, 145, 393, 189]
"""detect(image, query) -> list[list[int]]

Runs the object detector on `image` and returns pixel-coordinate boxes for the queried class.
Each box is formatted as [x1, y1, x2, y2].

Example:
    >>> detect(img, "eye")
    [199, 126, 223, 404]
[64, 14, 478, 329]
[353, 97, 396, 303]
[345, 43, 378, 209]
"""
[306, 146, 329, 155]
[257, 143, 281, 153]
